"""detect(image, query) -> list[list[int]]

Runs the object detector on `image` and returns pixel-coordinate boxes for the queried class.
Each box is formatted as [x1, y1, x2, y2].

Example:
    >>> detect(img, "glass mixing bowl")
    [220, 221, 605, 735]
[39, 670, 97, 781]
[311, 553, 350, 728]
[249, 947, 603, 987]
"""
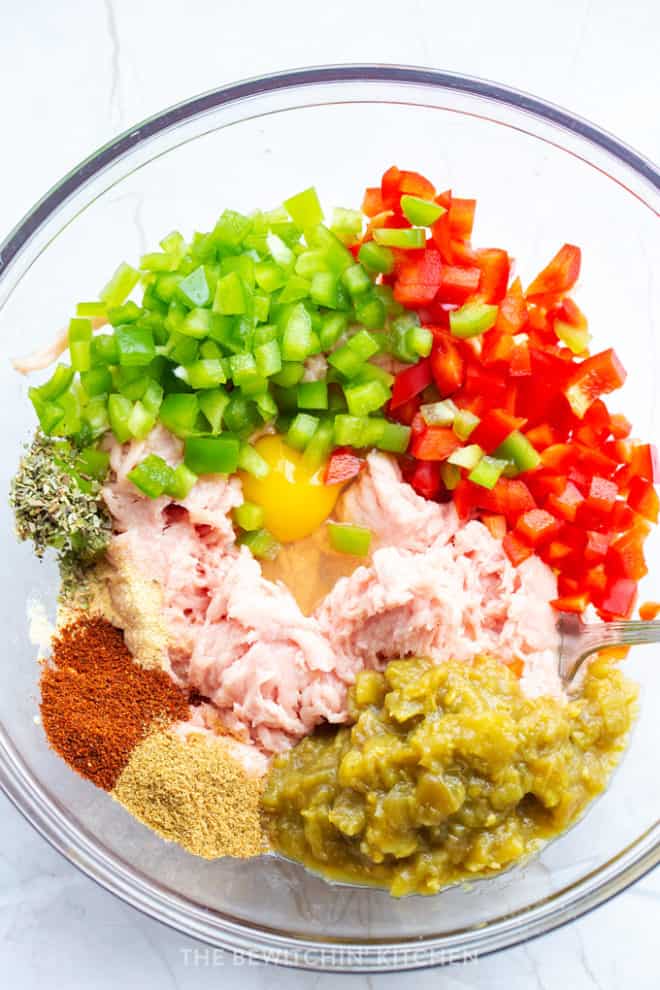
[0, 66, 658, 973]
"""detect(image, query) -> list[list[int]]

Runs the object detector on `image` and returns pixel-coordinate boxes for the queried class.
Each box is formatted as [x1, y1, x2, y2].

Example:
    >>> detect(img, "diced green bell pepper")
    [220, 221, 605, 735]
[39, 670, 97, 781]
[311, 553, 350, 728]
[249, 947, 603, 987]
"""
[493, 431, 541, 473]
[341, 263, 371, 298]
[400, 195, 446, 227]
[373, 228, 425, 249]
[238, 527, 281, 561]
[376, 421, 411, 454]
[358, 241, 395, 275]
[468, 455, 508, 490]
[450, 301, 499, 339]
[198, 387, 230, 433]
[233, 501, 265, 532]
[159, 393, 199, 438]
[287, 413, 319, 451]
[127, 454, 174, 498]
[328, 522, 372, 557]
[100, 262, 140, 308]
[343, 379, 390, 417]
[184, 434, 241, 475]
[68, 318, 92, 372]
[302, 419, 334, 471]
[421, 399, 458, 426]
[107, 393, 134, 442]
[281, 304, 318, 361]
[185, 359, 227, 389]
[453, 409, 480, 440]
[115, 325, 156, 367]
[283, 187, 323, 228]
[76, 301, 107, 318]
[271, 362, 305, 388]
[254, 339, 282, 378]
[297, 379, 328, 410]
[165, 463, 198, 500]
[213, 271, 249, 315]
[447, 444, 484, 470]
[237, 443, 270, 479]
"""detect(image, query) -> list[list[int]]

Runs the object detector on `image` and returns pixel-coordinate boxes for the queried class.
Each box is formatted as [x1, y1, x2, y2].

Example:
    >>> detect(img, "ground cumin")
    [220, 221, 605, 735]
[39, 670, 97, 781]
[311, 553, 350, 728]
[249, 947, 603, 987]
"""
[113, 730, 268, 859]
[40, 616, 190, 790]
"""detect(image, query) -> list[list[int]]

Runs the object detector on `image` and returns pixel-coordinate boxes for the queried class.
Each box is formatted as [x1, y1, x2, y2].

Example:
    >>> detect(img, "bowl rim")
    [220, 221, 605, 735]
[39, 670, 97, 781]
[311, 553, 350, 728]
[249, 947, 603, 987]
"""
[1, 64, 658, 972]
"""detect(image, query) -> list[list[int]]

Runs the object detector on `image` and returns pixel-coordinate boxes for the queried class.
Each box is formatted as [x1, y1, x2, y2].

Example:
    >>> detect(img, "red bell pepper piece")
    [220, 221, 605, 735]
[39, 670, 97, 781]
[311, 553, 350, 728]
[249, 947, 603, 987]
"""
[324, 448, 365, 486]
[526, 244, 581, 299]
[515, 509, 562, 547]
[430, 335, 465, 396]
[586, 476, 618, 518]
[543, 541, 574, 566]
[463, 364, 508, 401]
[584, 530, 610, 563]
[381, 166, 436, 211]
[410, 425, 460, 462]
[481, 329, 514, 367]
[551, 593, 589, 614]
[495, 277, 527, 335]
[627, 477, 659, 523]
[448, 198, 476, 240]
[405, 460, 442, 499]
[470, 477, 536, 522]
[430, 191, 454, 263]
[390, 358, 433, 410]
[630, 443, 659, 483]
[393, 248, 443, 307]
[435, 264, 481, 304]
[481, 513, 507, 540]
[639, 601, 660, 621]
[609, 413, 632, 439]
[546, 480, 584, 522]
[608, 528, 649, 581]
[475, 248, 510, 304]
[509, 340, 532, 377]
[599, 577, 637, 619]
[362, 187, 384, 218]
[471, 409, 526, 453]
[503, 531, 534, 566]
[565, 348, 627, 418]
[611, 501, 635, 532]
[524, 424, 557, 450]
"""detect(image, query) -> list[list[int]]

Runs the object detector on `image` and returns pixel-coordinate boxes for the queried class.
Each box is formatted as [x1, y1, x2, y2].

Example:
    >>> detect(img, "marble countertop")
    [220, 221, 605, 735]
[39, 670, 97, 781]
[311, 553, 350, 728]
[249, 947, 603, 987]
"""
[1, 1, 658, 987]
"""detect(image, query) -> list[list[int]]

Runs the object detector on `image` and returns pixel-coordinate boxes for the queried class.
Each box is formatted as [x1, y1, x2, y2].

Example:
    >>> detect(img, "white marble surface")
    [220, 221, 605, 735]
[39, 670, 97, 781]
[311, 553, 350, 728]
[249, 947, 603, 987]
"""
[1, 0, 659, 986]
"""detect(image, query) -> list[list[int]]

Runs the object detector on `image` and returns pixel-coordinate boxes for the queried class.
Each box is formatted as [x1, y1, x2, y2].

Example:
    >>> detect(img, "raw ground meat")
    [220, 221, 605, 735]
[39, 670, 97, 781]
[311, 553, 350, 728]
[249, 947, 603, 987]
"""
[101, 435, 562, 765]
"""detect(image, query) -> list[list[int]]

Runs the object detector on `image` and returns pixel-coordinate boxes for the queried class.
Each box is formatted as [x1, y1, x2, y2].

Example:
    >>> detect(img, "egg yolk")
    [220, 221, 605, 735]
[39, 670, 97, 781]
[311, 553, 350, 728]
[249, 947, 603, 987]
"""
[239, 434, 342, 542]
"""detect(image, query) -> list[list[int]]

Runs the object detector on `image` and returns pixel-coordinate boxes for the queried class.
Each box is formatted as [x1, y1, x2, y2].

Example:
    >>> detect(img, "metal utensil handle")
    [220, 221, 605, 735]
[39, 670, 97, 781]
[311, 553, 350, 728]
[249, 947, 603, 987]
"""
[581, 619, 660, 652]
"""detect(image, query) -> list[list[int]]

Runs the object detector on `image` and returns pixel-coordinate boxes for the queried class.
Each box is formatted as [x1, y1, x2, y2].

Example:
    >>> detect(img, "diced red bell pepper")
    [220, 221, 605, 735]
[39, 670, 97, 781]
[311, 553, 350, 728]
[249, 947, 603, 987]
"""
[524, 424, 557, 450]
[430, 192, 454, 263]
[481, 513, 507, 540]
[586, 475, 618, 518]
[405, 459, 442, 499]
[471, 477, 536, 522]
[430, 335, 465, 396]
[585, 564, 608, 596]
[584, 530, 610, 563]
[393, 248, 443, 307]
[463, 364, 507, 401]
[509, 340, 532, 377]
[481, 329, 514, 366]
[639, 601, 660, 621]
[390, 358, 433, 410]
[475, 248, 510, 304]
[526, 244, 581, 299]
[495, 278, 527, 335]
[627, 477, 659, 523]
[609, 413, 632, 439]
[608, 527, 649, 581]
[546, 480, 584, 522]
[471, 409, 526, 453]
[543, 541, 574, 566]
[324, 448, 365, 485]
[388, 395, 421, 426]
[630, 443, 659, 483]
[503, 531, 534, 566]
[528, 471, 568, 501]
[515, 508, 562, 547]
[410, 425, 460, 462]
[565, 348, 627, 419]
[553, 296, 588, 330]
[435, 264, 481, 304]
[448, 198, 476, 240]
[599, 577, 637, 619]
[551, 593, 589, 614]
[381, 166, 436, 211]
[611, 501, 636, 532]
[362, 187, 384, 217]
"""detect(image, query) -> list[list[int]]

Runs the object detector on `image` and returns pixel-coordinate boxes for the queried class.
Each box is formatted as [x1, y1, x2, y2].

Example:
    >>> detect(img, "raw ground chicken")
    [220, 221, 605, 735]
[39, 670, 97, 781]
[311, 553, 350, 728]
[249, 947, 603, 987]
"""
[100, 429, 561, 765]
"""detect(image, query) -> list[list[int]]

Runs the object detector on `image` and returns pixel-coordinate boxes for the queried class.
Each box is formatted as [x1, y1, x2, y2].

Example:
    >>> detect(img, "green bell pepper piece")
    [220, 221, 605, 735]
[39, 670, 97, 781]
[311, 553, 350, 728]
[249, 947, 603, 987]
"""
[310, 271, 340, 309]
[159, 393, 199, 438]
[127, 454, 175, 498]
[237, 443, 270, 479]
[441, 462, 461, 491]
[421, 399, 457, 426]
[68, 317, 92, 372]
[36, 363, 75, 401]
[400, 195, 446, 227]
[223, 394, 260, 436]
[348, 330, 380, 361]
[328, 343, 365, 379]
[343, 379, 390, 417]
[373, 228, 425, 249]
[341, 263, 371, 298]
[100, 262, 140, 308]
[468, 455, 508, 490]
[453, 409, 480, 440]
[333, 414, 385, 448]
[358, 241, 394, 275]
[449, 301, 499, 339]
[165, 463, 198, 500]
[198, 387, 230, 433]
[279, 275, 311, 303]
[376, 421, 411, 454]
[266, 232, 295, 270]
[76, 301, 107, 318]
[328, 522, 372, 557]
[255, 261, 286, 293]
[330, 207, 362, 244]
[493, 431, 541, 473]
[107, 394, 134, 442]
[81, 366, 112, 397]
[353, 294, 386, 330]
[303, 419, 334, 472]
[238, 527, 281, 561]
[447, 444, 484, 470]
[213, 271, 249, 315]
[185, 359, 227, 389]
[115, 325, 156, 367]
[233, 501, 265, 532]
[281, 304, 318, 361]
[108, 301, 142, 325]
[283, 187, 323, 228]
[319, 313, 348, 350]
[75, 446, 110, 481]
[255, 340, 282, 378]
[184, 434, 241, 475]
[287, 413, 319, 451]
[91, 334, 119, 366]
[128, 401, 157, 440]
[406, 324, 433, 358]
[212, 209, 252, 248]
[297, 380, 328, 410]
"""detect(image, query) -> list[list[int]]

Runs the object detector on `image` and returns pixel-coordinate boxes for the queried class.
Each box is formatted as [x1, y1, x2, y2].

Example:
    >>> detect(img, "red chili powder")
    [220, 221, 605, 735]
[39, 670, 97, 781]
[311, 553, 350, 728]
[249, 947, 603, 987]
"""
[40, 616, 190, 790]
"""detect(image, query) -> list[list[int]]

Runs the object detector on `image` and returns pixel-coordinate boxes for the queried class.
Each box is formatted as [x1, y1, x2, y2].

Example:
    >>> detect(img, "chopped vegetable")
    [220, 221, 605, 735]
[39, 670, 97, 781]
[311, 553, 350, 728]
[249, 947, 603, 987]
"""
[328, 522, 372, 556]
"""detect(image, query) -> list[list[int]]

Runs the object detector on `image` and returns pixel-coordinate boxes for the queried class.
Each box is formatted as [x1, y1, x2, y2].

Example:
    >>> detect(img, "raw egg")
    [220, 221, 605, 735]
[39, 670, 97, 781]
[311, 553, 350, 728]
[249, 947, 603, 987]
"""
[239, 434, 342, 542]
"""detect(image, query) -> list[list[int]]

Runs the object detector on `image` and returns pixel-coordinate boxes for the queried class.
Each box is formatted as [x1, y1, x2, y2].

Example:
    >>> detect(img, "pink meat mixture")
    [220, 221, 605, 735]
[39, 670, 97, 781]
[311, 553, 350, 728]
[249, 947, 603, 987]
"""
[102, 431, 561, 764]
